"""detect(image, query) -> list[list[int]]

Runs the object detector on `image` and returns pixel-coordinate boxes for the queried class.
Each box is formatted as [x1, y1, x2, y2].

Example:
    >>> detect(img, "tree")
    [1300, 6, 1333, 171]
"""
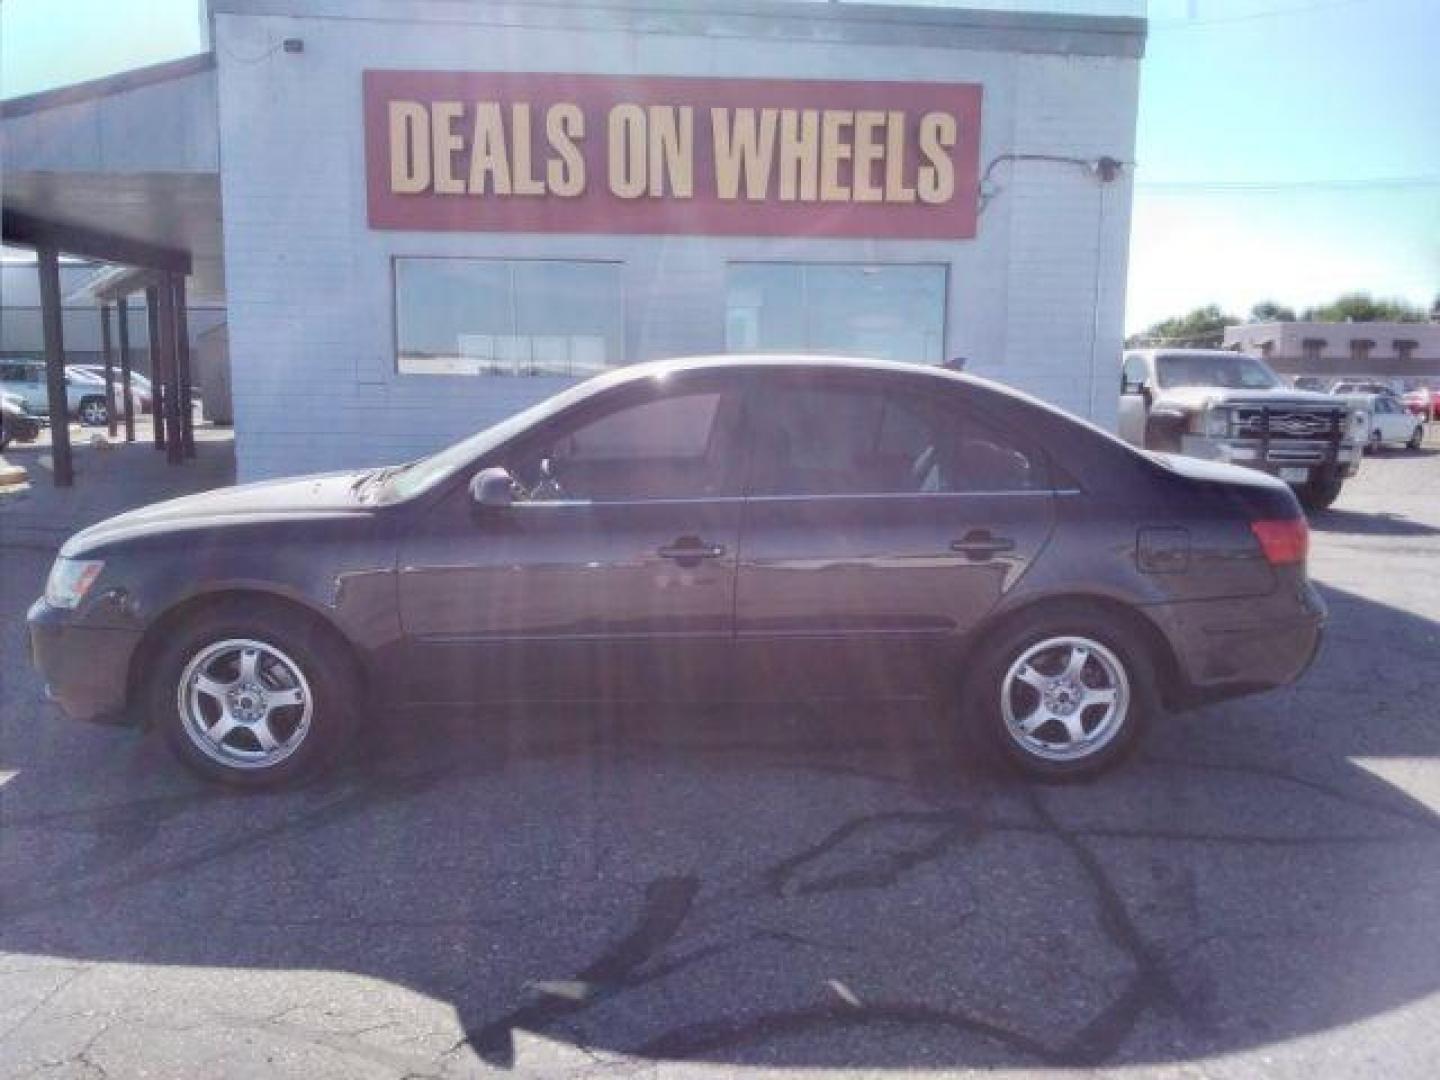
[1248, 300, 1295, 323]
[1126, 304, 1238, 349]
[1301, 292, 1425, 323]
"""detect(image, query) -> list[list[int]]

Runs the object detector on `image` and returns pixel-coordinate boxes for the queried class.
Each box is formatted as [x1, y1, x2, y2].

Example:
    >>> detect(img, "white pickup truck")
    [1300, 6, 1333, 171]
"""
[1119, 348, 1365, 511]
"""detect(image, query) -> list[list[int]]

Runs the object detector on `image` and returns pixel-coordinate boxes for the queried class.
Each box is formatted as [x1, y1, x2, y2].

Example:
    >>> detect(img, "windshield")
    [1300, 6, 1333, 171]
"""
[1156, 353, 1283, 391]
[373, 374, 612, 503]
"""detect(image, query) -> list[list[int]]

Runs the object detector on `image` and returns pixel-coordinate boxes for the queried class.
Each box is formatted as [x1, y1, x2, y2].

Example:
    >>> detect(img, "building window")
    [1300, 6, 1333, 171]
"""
[1394, 339, 1418, 363]
[1349, 338, 1375, 367]
[1302, 338, 1325, 365]
[724, 263, 946, 365]
[394, 258, 623, 376]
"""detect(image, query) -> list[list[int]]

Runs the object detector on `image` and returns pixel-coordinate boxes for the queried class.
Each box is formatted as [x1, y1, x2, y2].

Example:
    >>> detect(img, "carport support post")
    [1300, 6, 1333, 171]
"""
[158, 275, 183, 466]
[37, 247, 74, 487]
[100, 302, 117, 437]
[173, 274, 195, 458]
[117, 297, 136, 443]
[146, 285, 166, 451]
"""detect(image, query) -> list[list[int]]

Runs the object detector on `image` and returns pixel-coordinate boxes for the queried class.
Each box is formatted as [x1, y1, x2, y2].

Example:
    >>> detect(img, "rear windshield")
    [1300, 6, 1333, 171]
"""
[1156, 354, 1282, 391]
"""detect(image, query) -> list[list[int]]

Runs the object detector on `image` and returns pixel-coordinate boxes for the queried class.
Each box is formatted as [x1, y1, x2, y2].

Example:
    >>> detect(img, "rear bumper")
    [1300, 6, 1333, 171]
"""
[27, 599, 142, 724]
[1146, 581, 1326, 709]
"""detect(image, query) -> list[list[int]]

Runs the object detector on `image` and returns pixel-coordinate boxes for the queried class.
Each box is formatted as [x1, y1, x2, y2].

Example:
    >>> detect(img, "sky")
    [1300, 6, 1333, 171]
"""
[1, 0, 1436, 331]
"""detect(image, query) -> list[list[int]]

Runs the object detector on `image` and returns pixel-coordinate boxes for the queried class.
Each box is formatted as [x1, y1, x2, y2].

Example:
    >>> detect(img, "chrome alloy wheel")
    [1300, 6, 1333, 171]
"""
[1000, 636, 1130, 763]
[177, 638, 313, 769]
[80, 399, 108, 425]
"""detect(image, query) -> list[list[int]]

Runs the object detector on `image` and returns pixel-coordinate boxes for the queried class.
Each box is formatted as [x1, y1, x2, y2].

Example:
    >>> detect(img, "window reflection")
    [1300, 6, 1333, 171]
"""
[725, 262, 946, 365]
[395, 258, 622, 376]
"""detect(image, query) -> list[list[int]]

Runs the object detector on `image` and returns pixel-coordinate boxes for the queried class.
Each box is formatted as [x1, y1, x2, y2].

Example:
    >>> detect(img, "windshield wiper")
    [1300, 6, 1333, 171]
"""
[351, 460, 418, 500]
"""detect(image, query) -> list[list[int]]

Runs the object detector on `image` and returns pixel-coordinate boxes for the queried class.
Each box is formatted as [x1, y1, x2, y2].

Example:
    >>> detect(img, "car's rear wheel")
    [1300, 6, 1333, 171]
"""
[964, 608, 1157, 780]
[1366, 429, 1382, 455]
[145, 605, 358, 787]
[1408, 426, 1425, 450]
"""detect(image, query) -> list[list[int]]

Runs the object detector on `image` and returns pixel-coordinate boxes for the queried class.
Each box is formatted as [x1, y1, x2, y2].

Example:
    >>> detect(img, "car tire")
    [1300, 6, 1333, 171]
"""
[1408, 426, 1425, 451]
[1366, 429, 1382, 455]
[78, 395, 109, 427]
[963, 605, 1157, 781]
[1298, 476, 1343, 512]
[144, 603, 360, 788]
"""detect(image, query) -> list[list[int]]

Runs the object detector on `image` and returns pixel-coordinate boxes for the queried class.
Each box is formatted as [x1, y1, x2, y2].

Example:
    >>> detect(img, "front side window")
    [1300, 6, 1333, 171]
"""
[506, 386, 739, 502]
[749, 380, 1045, 496]
[395, 257, 622, 377]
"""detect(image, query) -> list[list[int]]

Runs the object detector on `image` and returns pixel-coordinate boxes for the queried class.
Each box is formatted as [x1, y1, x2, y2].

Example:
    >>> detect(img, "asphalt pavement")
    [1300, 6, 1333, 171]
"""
[2, 437, 1439, 1079]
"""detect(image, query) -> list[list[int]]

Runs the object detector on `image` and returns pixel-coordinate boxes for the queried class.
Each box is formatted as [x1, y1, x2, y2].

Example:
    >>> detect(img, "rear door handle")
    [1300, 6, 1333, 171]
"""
[950, 530, 1015, 560]
[658, 537, 727, 564]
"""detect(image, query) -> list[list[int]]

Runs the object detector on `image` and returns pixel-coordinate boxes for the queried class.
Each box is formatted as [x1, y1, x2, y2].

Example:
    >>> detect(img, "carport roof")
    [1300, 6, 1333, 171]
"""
[1, 53, 223, 301]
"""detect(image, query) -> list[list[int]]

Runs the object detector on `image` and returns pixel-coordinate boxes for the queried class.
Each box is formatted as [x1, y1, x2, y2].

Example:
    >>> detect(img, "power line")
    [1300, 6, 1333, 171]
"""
[1135, 174, 1440, 192]
[1149, 0, 1383, 30]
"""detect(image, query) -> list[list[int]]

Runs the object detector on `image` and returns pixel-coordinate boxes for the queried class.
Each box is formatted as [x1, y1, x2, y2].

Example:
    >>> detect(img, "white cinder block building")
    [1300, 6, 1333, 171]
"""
[3, 1, 1145, 481]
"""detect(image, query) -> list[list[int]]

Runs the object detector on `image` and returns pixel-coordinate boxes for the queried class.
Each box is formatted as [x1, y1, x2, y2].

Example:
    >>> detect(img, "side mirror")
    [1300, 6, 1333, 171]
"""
[469, 466, 517, 509]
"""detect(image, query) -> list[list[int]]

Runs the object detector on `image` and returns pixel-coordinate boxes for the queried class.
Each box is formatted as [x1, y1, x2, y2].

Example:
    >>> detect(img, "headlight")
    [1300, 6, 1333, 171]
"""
[1200, 406, 1231, 437]
[44, 558, 104, 609]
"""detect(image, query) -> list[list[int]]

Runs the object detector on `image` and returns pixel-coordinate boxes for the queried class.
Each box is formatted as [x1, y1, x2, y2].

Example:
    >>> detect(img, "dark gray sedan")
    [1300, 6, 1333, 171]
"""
[29, 356, 1324, 786]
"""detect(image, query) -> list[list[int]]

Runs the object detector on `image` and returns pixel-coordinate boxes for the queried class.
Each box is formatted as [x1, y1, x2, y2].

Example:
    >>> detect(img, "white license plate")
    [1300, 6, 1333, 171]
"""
[1279, 467, 1310, 482]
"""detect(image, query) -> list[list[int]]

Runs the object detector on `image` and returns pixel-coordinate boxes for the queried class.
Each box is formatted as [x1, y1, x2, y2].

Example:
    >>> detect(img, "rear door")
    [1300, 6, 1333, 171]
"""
[733, 370, 1057, 699]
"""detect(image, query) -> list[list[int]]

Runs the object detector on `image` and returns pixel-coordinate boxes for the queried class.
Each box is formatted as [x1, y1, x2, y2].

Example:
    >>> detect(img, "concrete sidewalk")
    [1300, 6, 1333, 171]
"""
[0, 422, 234, 553]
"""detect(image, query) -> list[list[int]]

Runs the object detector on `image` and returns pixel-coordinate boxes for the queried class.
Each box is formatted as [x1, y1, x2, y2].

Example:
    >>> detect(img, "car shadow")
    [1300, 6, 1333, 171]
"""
[3, 583, 1440, 1071]
[1309, 508, 1440, 537]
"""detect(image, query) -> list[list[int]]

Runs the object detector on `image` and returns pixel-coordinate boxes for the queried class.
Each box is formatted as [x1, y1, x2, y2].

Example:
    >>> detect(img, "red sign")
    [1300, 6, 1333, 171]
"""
[363, 71, 982, 239]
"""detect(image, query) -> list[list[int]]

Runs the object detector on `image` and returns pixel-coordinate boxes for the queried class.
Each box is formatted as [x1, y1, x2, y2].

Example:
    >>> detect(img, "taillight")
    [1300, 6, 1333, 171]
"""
[1250, 517, 1309, 566]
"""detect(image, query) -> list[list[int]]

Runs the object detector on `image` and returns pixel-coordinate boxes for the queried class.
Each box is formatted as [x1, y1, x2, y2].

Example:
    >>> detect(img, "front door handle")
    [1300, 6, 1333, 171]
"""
[950, 530, 1015, 561]
[658, 537, 727, 565]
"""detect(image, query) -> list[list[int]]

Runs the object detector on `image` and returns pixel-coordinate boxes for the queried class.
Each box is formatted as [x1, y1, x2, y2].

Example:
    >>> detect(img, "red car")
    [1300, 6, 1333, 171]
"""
[1403, 387, 1438, 421]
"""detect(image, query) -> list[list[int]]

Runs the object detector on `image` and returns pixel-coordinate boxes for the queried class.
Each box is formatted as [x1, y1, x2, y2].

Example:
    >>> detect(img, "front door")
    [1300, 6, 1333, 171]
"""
[397, 373, 747, 703]
[734, 371, 1057, 699]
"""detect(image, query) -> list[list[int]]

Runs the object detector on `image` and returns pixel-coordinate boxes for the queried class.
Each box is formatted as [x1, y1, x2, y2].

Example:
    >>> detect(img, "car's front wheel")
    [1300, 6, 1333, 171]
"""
[1298, 474, 1343, 511]
[1408, 426, 1425, 450]
[965, 608, 1157, 780]
[145, 604, 358, 787]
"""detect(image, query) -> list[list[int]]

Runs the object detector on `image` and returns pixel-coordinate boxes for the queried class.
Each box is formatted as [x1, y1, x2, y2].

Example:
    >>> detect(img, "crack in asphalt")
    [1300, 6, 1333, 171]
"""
[461, 875, 702, 1066]
[1023, 786, 1191, 1064]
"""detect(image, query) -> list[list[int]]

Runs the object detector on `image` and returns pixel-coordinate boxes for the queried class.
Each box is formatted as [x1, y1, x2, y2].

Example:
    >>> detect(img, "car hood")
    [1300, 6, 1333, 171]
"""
[61, 470, 377, 556]
[1154, 386, 1348, 411]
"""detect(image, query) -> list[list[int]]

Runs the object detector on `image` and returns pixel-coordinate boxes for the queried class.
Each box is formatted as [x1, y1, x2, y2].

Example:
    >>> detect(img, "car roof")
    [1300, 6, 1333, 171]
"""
[590, 352, 1008, 396]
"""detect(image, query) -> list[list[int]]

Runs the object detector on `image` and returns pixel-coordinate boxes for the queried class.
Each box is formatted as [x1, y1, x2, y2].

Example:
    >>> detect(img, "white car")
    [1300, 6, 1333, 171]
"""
[0, 359, 112, 425]
[1344, 392, 1426, 453]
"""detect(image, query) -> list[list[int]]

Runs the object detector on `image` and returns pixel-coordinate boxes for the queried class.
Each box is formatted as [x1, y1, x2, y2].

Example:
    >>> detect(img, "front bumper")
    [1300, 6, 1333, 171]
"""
[27, 598, 143, 724]
[1179, 435, 1361, 481]
[1146, 579, 1326, 708]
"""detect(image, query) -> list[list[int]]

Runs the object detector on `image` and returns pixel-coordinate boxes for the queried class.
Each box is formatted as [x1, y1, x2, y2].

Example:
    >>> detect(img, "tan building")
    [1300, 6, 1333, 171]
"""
[1224, 321, 1440, 387]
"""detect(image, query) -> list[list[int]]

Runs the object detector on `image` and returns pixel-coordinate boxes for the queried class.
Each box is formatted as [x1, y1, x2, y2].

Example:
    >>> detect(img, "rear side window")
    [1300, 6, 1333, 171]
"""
[748, 379, 1048, 496]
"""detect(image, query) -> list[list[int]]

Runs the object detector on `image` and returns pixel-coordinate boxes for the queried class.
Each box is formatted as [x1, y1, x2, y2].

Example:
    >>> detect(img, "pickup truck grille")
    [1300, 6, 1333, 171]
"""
[1233, 407, 1344, 440]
